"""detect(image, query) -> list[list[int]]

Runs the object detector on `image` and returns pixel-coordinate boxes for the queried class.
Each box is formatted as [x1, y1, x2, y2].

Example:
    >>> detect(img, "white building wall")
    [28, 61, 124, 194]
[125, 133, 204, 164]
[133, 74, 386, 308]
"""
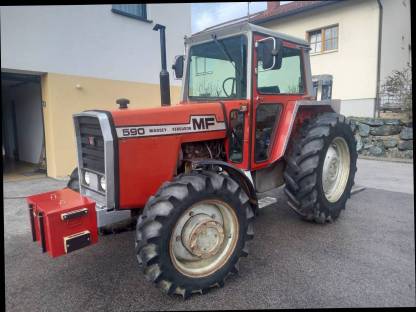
[0, 4, 191, 86]
[13, 83, 44, 164]
[379, 0, 412, 84]
[1, 82, 44, 163]
[1, 86, 16, 159]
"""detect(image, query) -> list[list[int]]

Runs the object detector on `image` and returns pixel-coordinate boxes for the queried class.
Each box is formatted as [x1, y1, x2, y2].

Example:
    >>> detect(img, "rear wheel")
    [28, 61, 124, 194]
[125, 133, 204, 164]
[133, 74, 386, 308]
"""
[135, 170, 254, 298]
[284, 113, 357, 223]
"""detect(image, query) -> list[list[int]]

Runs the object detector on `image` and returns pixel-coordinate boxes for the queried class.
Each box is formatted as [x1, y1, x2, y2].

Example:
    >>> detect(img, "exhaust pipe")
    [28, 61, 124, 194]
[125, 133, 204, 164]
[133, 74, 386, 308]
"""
[153, 24, 171, 106]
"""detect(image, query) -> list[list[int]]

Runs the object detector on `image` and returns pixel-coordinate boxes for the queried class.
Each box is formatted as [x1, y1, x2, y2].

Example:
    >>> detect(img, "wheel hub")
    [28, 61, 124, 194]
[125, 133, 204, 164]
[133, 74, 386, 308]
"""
[324, 146, 340, 185]
[182, 214, 225, 258]
[169, 199, 239, 278]
[322, 137, 351, 203]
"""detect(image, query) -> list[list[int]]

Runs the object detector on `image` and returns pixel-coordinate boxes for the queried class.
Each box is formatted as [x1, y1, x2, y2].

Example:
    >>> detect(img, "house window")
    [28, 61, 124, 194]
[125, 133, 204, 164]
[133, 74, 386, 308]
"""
[112, 4, 150, 22]
[308, 25, 338, 53]
[312, 81, 319, 98]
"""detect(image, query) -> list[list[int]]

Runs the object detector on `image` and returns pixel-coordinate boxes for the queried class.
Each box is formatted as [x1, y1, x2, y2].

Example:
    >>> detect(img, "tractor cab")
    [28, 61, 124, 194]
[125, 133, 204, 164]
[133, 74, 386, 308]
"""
[173, 22, 315, 172]
[175, 22, 313, 102]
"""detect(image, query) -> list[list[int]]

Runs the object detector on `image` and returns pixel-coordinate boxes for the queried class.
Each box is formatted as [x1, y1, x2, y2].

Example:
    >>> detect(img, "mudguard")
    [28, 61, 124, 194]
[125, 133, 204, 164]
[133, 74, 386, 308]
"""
[192, 159, 258, 214]
[268, 99, 338, 163]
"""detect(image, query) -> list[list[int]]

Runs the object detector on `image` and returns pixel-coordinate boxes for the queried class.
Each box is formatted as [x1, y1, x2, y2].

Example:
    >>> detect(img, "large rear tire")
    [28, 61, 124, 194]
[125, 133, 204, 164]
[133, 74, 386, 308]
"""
[135, 170, 254, 298]
[284, 112, 357, 223]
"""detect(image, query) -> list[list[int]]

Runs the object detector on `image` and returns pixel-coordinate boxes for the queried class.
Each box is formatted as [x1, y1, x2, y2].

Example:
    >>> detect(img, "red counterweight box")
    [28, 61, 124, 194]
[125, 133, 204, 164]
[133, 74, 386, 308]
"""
[26, 188, 98, 258]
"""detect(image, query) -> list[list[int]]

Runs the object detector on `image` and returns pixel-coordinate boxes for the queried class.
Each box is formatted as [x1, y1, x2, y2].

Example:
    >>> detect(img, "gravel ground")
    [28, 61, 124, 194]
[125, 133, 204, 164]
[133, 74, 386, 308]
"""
[3, 160, 415, 310]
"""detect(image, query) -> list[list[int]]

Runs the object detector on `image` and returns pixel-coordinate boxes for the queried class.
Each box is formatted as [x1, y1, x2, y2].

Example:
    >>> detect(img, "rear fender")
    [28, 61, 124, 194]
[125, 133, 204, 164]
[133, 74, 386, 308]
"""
[269, 99, 338, 163]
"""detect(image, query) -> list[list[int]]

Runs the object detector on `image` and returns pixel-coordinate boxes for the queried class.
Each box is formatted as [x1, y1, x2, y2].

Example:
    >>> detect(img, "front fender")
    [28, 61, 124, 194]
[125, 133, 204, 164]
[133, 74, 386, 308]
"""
[192, 159, 258, 215]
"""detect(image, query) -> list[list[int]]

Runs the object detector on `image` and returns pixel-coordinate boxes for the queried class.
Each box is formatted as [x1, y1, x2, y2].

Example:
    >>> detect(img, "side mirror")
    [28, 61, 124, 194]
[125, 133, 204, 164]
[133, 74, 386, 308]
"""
[256, 37, 282, 71]
[172, 55, 184, 79]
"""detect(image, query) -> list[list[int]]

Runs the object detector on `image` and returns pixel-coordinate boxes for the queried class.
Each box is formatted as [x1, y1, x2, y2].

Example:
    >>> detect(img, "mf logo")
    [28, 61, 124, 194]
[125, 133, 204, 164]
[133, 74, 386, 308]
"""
[192, 116, 216, 130]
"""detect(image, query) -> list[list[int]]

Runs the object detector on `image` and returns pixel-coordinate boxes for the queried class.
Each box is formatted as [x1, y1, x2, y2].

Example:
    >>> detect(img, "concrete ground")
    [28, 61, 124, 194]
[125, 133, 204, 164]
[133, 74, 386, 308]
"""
[3, 159, 46, 182]
[354, 158, 414, 194]
[3, 159, 415, 310]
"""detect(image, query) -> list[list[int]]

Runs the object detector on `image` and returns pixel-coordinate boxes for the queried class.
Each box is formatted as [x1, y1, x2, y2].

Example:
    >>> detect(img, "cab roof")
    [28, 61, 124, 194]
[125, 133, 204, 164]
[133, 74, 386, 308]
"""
[185, 21, 309, 47]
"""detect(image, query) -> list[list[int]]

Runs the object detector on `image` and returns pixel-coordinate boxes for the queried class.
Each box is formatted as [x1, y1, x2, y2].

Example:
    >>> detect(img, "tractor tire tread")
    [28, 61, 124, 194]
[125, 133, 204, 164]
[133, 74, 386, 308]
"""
[135, 170, 254, 299]
[283, 112, 357, 223]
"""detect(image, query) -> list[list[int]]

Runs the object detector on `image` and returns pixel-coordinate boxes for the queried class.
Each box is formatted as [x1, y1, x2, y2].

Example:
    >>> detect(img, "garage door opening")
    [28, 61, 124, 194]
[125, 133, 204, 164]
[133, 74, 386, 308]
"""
[2, 72, 47, 181]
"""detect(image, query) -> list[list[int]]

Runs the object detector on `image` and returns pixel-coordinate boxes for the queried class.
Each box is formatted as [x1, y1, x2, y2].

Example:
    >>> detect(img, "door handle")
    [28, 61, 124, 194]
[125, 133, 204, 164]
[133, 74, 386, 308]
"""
[239, 104, 248, 112]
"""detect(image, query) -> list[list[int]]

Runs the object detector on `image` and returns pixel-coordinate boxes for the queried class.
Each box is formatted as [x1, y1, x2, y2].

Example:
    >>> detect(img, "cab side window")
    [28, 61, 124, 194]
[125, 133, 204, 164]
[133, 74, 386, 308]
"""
[257, 46, 304, 94]
[229, 110, 244, 163]
[255, 104, 282, 162]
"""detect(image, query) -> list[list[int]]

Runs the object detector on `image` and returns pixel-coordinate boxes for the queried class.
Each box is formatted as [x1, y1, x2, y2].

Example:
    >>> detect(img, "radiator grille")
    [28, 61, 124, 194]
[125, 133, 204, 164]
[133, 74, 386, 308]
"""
[77, 116, 105, 173]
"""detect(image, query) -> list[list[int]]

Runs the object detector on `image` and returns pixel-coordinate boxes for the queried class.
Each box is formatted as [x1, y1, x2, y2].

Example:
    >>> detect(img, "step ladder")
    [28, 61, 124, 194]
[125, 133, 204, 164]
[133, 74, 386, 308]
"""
[256, 185, 366, 210]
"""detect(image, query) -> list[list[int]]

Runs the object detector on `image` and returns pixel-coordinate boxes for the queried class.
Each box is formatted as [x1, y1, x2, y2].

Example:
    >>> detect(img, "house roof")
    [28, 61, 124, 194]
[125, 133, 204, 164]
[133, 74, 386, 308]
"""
[251, 1, 341, 24]
[195, 1, 343, 36]
[190, 1, 344, 45]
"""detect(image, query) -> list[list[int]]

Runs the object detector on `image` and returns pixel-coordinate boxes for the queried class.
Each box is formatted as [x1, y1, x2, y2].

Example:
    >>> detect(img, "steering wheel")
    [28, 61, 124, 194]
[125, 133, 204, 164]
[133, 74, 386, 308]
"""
[222, 77, 236, 97]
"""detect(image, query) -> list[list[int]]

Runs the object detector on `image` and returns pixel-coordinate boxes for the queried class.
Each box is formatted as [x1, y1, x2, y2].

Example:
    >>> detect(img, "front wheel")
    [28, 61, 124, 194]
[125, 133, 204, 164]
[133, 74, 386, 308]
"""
[284, 113, 357, 223]
[135, 170, 254, 298]
[67, 168, 80, 192]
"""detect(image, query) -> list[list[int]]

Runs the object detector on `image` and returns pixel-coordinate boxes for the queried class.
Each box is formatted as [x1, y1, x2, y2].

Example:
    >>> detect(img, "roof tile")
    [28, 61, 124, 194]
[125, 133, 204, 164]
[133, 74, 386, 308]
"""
[252, 1, 335, 22]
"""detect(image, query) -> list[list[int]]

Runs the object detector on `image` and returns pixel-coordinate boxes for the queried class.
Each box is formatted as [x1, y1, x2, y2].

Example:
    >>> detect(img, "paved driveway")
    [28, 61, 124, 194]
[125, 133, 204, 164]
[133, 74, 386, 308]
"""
[4, 159, 415, 310]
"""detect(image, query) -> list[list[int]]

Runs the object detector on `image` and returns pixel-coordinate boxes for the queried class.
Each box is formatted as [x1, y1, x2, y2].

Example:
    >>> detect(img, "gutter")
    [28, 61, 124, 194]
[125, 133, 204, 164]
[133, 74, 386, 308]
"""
[375, 0, 383, 118]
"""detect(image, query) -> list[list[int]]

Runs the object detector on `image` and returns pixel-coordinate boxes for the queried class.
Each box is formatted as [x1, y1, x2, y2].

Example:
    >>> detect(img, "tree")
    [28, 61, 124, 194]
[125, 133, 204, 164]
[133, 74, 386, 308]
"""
[379, 62, 412, 120]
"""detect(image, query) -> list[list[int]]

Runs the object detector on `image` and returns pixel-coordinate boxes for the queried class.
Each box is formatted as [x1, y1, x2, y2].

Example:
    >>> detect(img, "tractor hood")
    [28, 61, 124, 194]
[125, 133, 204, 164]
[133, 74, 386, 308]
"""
[105, 101, 228, 209]
[110, 102, 227, 139]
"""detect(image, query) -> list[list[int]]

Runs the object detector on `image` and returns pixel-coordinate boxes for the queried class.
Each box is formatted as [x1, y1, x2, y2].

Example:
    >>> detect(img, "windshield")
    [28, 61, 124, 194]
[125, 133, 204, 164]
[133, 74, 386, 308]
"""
[188, 35, 247, 100]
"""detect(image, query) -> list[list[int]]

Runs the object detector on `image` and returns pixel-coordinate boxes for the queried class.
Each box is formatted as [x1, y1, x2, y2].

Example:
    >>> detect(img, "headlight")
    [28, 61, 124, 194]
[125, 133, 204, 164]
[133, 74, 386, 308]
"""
[84, 171, 91, 185]
[100, 176, 106, 191]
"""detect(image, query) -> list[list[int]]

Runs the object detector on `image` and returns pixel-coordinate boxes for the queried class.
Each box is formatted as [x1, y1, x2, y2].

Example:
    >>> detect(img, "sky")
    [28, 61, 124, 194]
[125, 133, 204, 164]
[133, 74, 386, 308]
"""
[191, 2, 268, 33]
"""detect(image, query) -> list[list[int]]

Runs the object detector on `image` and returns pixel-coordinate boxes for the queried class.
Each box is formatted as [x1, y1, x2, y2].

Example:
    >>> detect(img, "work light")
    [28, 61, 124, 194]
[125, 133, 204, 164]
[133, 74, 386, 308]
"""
[84, 171, 91, 185]
[100, 176, 106, 191]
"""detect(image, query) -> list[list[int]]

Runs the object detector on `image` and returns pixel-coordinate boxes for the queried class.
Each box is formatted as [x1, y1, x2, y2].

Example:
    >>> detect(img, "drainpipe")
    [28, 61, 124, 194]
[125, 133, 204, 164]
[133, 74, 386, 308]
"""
[375, 0, 383, 118]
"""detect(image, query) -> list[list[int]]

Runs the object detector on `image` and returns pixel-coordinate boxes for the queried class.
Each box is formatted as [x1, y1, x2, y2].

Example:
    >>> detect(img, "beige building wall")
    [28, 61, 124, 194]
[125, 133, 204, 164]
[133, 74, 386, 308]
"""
[260, 0, 380, 117]
[41, 73, 181, 178]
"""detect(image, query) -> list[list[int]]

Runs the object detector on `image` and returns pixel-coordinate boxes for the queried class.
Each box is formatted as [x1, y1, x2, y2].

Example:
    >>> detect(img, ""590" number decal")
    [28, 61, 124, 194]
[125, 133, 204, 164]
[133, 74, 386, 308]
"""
[122, 128, 145, 136]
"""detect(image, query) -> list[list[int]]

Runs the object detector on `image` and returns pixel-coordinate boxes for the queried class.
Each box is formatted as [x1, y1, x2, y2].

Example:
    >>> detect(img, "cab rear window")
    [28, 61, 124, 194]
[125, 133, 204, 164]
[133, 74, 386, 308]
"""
[257, 46, 304, 95]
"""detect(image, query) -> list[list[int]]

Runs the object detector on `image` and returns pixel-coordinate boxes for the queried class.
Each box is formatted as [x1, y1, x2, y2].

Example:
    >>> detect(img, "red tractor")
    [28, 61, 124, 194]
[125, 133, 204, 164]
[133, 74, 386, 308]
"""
[27, 22, 357, 298]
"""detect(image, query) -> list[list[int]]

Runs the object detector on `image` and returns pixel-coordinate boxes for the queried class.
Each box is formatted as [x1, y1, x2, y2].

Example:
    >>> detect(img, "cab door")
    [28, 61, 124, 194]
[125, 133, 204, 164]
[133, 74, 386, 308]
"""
[223, 100, 250, 171]
[250, 33, 307, 171]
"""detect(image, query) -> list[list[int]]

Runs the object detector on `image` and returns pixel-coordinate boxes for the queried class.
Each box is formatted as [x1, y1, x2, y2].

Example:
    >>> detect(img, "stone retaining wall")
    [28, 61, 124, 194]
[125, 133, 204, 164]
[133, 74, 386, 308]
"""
[348, 117, 413, 159]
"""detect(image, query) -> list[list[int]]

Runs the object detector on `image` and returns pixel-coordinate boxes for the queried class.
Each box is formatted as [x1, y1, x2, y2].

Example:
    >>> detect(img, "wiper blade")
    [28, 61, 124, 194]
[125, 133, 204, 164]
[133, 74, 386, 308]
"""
[211, 34, 241, 77]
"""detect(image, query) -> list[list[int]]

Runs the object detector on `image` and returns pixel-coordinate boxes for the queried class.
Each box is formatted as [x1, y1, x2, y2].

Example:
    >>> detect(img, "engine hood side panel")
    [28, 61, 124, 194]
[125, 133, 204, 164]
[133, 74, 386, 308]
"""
[111, 103, 227, 209]
[111, 102, 225, 126]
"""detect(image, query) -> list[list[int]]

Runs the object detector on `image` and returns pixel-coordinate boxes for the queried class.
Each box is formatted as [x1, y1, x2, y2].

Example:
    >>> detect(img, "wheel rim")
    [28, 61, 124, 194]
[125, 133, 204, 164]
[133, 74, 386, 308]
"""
[322, 137, 351, 203]
[169, 199, 239, 278]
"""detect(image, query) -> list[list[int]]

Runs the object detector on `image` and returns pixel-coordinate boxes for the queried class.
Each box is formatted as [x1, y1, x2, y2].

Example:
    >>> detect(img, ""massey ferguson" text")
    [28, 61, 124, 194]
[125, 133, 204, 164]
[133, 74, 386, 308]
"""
[116, 116, 225, 138]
